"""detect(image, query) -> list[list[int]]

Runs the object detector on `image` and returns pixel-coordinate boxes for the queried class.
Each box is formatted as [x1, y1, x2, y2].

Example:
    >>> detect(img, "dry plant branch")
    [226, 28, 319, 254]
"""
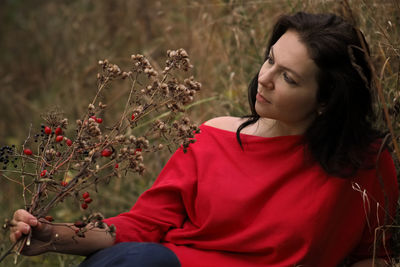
[0, 48, 202, 264]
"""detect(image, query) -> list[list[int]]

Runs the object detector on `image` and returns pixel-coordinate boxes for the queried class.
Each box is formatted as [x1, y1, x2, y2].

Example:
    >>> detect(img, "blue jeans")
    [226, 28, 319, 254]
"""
[79, 242, 181, 267]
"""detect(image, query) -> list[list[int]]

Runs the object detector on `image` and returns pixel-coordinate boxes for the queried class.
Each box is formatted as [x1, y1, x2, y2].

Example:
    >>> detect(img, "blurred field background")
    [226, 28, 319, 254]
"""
[0, 0, 399, 266]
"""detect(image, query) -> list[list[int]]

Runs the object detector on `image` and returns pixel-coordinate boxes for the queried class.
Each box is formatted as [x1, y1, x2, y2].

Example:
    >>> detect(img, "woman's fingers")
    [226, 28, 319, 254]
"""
[10, 230, 19, 243]
[13, 209, 38, 226]
[10, 209, 44, 243]
[13, 209, 42, 230]
[9, 221, 30, 243]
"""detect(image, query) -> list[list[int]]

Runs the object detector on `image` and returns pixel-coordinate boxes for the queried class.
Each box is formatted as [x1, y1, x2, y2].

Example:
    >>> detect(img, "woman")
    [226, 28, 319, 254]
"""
[10, 12, 398, 267]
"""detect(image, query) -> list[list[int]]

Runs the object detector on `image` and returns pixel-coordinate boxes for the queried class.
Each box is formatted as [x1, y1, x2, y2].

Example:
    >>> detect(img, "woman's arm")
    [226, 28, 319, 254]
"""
[10, 209, 114, 256]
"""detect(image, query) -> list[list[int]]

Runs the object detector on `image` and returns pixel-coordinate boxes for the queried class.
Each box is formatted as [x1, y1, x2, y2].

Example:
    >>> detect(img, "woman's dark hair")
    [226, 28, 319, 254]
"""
[237, 12, 381, 178]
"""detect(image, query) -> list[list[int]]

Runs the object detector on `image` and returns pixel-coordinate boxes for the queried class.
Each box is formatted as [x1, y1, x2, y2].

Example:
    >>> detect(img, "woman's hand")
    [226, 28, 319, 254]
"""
[10, 209, 115, 257]
[10, 209, 54, 256]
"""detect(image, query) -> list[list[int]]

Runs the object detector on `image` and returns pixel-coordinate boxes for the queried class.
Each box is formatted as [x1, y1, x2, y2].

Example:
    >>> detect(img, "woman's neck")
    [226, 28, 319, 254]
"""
[242, 118, 310, 137]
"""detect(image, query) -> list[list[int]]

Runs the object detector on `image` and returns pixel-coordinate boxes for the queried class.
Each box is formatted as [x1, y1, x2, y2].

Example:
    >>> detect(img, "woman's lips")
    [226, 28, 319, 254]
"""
[256, 92, 270, 103]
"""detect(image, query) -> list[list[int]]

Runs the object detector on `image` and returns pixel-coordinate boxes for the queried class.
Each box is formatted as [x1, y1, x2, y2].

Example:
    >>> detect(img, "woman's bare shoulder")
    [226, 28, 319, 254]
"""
[203, 116, 247, 132]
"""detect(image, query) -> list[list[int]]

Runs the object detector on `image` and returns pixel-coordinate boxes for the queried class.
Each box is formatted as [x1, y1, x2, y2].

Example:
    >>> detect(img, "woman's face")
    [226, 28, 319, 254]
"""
[255, 30, 319, 131]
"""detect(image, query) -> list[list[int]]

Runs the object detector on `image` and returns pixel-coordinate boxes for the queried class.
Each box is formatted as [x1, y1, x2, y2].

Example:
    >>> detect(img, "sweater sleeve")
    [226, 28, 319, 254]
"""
[102, 145, 198, 244]
[348, 149, 399, 262]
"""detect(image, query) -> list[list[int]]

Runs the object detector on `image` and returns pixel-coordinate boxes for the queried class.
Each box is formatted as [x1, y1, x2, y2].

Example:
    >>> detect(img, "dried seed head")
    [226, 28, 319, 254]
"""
[109, 224, 116, 234]
[98, 102, 107, 109]
[116, 135, 126, 142]
[129, 135, 136, 143]
[164, 48, 193, 72]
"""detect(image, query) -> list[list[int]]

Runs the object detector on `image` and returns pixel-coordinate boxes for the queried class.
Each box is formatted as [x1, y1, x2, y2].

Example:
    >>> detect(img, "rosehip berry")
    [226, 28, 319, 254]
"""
[115, 163, 119, 169]
[96, 118, 103, 123]
[66, 139, 73, 146]
[134, 148, 142, 154]
[23, 148, 33, 155]
[44, 215, 54, 222]
[55, 135, 64, 142]
[131, 114, 135, 120]
[74, 221, 87, 228]
[44, 126, 52, 135]
[101, 148, 112, 157]
[81, 203, 88, 210]
[61, 181, 68, 187]
[90, 116, 97, 120]
[82, 192, 90, 199]
[40, 170, 47, 177]
[55, 127, 63, 136]
[84, 198, 93, 204]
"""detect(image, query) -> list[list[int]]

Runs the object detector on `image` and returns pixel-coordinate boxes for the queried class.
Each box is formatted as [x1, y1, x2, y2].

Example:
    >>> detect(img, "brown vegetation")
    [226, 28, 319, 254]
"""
[0, 0, 399, 266]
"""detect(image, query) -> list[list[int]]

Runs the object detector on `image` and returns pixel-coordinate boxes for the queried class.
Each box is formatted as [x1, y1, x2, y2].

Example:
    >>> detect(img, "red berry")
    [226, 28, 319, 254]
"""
[66, 139, 73, 146]
[131, 114, 135, 120]
[44, 126, 52, 135]
[40, 170, 47, 177]
[96, 118, 103, 123]
[44, 215, 54, 222]
[23, 148, 33, 155]
[81, 203, 88, 209]
[134, 148, 142, 154]
[101, 148, 112, 157]
[82, 192, 90, 199]
[74, 221, 87, 228]
[61, 181, 68, 187]
[90, 116, 97, 120]
[84, 198, 93, 204]
[55, 135, 63, 142]
[115, 163, 119, 169]
[55, 127, 63, 135]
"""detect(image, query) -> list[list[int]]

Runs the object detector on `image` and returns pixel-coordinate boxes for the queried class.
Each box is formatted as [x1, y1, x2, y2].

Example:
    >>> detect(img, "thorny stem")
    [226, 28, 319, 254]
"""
[0, 50, 200, 264]
[139, 98, 180, 120]
[72, 76, 110, 155]
[1, 170, 36, 177]
[118, 73, 139, 130]
[149, 73, 170, 101]
[0, 240, 20, 263]
[135, 96, 217, 130]
[98, 74, 162, 149]
[36, 161, 92, 218]
[21, 125, 33, 207]
[0, 174, 33, 191]
[53, 148, 76, 173]
[92, 76, 110, 106]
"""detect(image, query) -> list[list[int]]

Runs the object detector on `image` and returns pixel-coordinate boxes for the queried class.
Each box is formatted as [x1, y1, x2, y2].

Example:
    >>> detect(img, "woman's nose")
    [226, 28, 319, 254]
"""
[258, 69, 274, 90]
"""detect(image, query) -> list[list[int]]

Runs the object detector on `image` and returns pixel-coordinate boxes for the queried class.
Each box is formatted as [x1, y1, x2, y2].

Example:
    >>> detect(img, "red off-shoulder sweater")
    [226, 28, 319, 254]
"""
[103, 124, 398, 267]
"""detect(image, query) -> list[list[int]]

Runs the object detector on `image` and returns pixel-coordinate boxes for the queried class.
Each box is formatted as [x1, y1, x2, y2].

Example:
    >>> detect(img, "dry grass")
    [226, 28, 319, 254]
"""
[0, 0, 399, 266]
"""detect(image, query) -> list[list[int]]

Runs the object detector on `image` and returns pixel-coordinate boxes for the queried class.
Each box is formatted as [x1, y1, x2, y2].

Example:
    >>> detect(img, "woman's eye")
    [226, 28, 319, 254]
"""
[266, 56, 274, 65]
[283, 72, 296, 84]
